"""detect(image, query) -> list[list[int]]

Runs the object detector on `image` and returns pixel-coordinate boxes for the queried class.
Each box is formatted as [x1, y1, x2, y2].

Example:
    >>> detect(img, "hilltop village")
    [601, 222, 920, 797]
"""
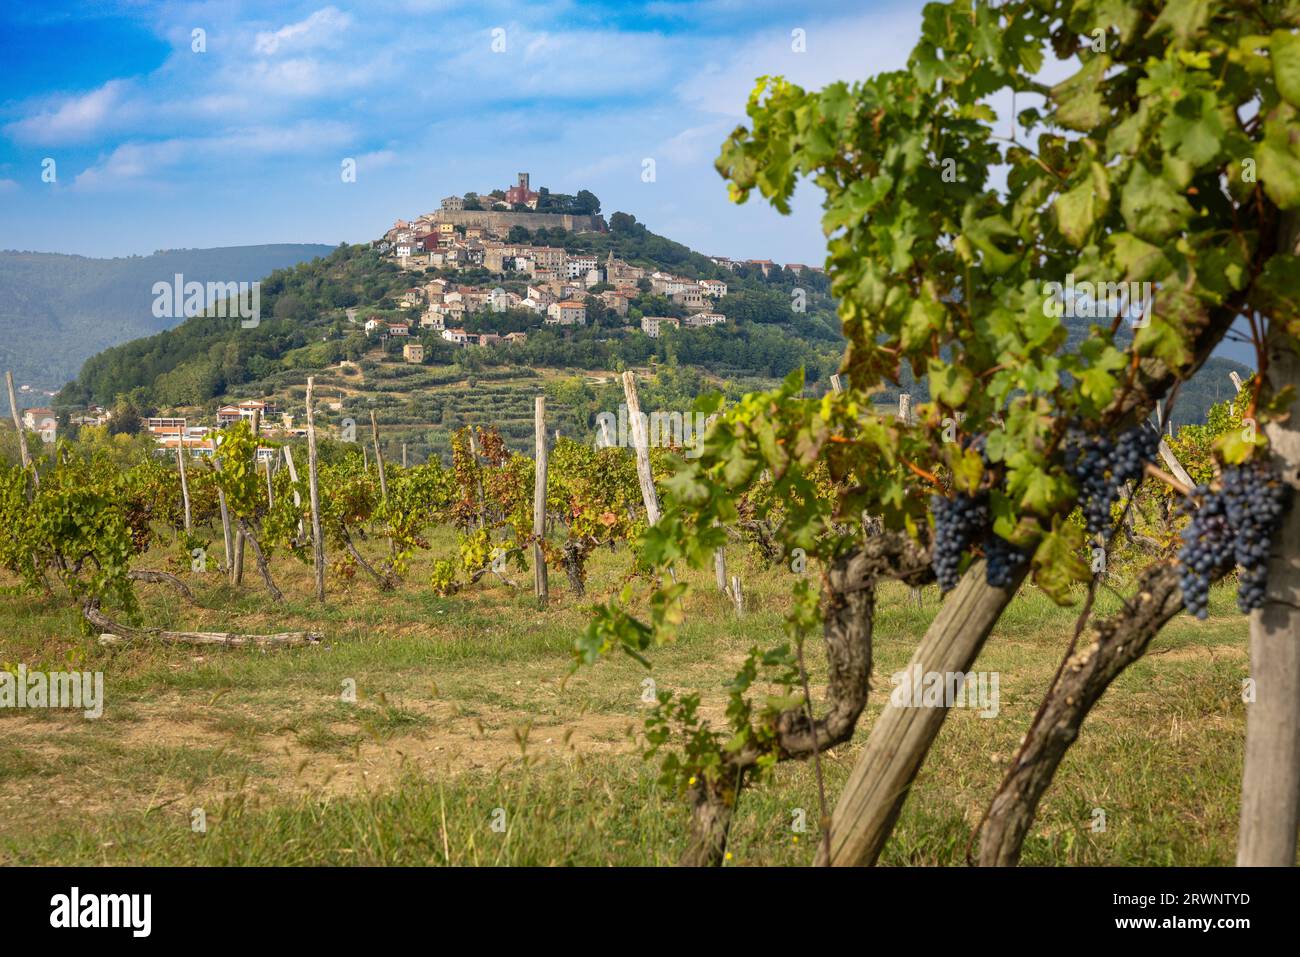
[376, 173, 820, 351]
[43, 174, 834, 459]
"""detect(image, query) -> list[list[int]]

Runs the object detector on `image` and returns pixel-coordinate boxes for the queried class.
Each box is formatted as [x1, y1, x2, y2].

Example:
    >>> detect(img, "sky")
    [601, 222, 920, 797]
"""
[0, 0, 925, 263]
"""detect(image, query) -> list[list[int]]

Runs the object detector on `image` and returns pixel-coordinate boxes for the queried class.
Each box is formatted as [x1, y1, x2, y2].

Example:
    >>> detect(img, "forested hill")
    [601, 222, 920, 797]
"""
[53, 215, 1249, 428]
[0, 244, 335, 390]
[58, 216, 847, 412]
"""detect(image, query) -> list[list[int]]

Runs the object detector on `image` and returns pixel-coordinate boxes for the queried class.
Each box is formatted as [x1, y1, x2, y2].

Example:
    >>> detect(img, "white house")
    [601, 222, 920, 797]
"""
[546, 300, 587, 326]
[641, 316, 680, 338]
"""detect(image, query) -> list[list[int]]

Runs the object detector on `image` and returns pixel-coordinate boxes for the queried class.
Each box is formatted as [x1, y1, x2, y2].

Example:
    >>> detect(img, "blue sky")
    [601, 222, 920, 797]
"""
[0, 0, 924, 262]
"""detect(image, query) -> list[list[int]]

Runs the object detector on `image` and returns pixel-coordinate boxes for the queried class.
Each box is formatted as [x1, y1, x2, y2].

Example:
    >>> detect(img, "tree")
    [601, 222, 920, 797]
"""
[582, 0, 1300, 866]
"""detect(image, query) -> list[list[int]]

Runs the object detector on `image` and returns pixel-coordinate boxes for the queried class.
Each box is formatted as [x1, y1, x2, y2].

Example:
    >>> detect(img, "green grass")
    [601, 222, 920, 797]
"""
[0, 527, 1252, 866]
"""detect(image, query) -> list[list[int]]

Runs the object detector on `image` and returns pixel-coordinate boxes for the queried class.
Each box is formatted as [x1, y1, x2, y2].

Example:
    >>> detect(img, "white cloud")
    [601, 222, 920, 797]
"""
[72, 120, 357, 189]
[675, 11, 919, 116]
[4, 80, 134, 145]
[254, 7, 353, 55]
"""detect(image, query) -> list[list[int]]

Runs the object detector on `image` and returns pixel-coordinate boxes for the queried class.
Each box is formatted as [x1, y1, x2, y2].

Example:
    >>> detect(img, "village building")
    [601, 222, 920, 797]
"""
[546, 300, 587, 326]
[504, 172, 540, 207]
[403, 341, 425, 363]
[683, 312, 727, 328]
[565, 255, 599, 279]
[641, 316, 680, 338]
[672, 286, 708, 313]
[599, 290, 630, 317]
[649, 272, 692, 296]
[21, 407, 57, 443]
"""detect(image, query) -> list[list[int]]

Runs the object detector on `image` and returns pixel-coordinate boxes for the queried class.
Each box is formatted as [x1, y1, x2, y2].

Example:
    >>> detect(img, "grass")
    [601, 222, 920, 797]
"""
[0, 526, 1252, 866]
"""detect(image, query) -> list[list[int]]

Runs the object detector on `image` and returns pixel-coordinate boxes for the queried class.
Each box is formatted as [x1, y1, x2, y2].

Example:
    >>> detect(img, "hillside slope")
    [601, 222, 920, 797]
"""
[51, 217, 1252, 432]
[0, 244, 335, 392]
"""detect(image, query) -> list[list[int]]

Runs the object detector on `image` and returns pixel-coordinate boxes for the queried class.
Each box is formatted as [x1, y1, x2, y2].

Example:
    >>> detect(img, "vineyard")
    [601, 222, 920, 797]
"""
[0, 365, 1281, 866]
[4, 0, 1300, 871]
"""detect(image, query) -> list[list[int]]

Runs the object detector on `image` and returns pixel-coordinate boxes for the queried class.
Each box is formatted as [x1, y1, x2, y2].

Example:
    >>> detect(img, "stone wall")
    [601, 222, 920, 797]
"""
[432, 208, 606, 234]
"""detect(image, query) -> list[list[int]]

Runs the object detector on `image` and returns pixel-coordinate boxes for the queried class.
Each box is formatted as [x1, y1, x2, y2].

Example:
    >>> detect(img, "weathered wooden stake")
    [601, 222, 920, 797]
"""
[533, 396, 549, 606]
[1240, 276, 1300, 864]
[402, 443, 408, 468]
[306, 376, 326, 603]
[622, 371, 661, 524]
[468, 428, 487, 530]
[370, 410, 395, 557]
[829, 373, 843, 395]
[729, 575, 745, 616]
[283, 446, 304, 539]
[215, 467, 234, 576]
[177, 446, 192, 533]
[5, 370, 32, 478]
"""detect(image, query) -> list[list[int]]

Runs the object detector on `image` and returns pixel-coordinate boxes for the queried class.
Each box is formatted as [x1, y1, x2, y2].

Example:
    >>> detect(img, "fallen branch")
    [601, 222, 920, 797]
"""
[84, 602, 321, 650]
[126, 569, 196, 603]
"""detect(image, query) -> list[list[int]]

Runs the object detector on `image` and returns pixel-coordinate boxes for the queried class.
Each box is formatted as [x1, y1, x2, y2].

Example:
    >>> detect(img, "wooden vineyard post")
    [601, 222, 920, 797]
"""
[370, 410, 388, 501]
[622, 371, 679, 592]
[177, 445, 192, 533]
[533, 396, 549, 606]
[215, 459, 234, 578]
[402, 443, 408, 468]
[816, 562, 1023, 865]
[468, 428, 487, 530]
[622, 371, 661, 525]
[4, 369, 31, 473]
[371, 410, 394, 557]
[1239, 218, 1300, 864]
[264, 458, 274, 508]
[829, 373, 843, 395]
[305, 376, 326, 603]
[5, 370, 33, 480]
[283, 446, 304, 539]
[231, 408, 258, 587]
[730, 575, 745, 615]
[714, 530, 728, 593]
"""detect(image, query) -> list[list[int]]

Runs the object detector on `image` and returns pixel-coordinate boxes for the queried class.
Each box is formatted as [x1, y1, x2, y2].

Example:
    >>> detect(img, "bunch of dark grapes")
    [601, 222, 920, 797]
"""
[985, 533, 1029, 588]
[1176, 463, 1289, 618]
[930, 492, 989, 591]
[1064, 424, 1161, 538]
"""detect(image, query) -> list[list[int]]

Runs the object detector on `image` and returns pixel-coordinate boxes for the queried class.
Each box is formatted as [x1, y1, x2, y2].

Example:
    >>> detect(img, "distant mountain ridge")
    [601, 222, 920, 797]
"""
[0, 244, 335, 396]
